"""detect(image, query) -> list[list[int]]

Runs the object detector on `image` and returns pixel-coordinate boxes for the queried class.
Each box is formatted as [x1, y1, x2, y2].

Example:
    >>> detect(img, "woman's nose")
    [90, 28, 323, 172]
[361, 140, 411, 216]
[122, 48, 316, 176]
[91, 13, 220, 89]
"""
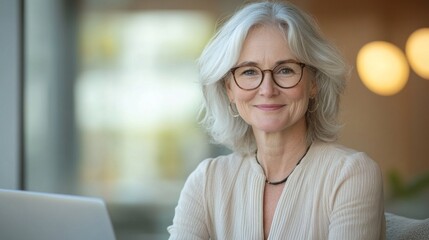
[258, 70, 279, 97]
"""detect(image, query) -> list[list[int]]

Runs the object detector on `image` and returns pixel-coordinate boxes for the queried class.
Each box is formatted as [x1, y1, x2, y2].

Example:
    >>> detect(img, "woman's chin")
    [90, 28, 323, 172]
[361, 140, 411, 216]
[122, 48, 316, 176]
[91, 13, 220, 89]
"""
[252, 123, 286, 134]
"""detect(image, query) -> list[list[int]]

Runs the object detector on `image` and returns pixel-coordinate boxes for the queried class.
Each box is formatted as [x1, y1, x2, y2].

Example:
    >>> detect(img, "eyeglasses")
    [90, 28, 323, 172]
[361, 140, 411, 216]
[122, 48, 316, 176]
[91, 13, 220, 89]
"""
[230, 60, 307, 90]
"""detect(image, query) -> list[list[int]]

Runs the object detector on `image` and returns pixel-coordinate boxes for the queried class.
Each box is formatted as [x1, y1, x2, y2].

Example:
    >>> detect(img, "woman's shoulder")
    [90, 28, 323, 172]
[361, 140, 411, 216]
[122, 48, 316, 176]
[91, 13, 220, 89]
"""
[194, 152, 248, 175]
[307, 141, 383, 194]
[309, 141, 381, 175]
[313, 141, 375, 162]
[187, 152, 248, 181]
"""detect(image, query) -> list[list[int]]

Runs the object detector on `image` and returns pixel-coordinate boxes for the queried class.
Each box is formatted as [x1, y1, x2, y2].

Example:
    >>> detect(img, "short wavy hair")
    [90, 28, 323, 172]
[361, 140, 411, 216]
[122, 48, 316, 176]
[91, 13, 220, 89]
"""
[198, 1, 349, 154]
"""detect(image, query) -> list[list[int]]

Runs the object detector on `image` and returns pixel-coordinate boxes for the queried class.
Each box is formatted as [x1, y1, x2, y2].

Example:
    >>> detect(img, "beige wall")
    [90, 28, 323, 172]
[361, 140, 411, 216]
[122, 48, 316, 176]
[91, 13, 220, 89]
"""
[289, 0, 429, 188]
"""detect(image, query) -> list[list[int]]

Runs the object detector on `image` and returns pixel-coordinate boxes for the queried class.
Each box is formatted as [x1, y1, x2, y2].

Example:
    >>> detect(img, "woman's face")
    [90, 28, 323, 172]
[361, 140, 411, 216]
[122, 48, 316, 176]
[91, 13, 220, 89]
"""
[226, 25, 316, 135]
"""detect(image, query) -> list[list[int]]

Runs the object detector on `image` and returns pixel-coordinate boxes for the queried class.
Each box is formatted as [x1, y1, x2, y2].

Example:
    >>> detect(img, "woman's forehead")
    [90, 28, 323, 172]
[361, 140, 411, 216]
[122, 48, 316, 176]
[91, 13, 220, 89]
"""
[238, 25, 295, 66]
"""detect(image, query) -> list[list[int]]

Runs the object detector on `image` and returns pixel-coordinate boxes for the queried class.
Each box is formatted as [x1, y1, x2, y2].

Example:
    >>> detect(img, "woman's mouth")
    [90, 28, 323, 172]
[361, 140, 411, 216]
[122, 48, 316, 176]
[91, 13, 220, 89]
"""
[254, 104, 286, 111]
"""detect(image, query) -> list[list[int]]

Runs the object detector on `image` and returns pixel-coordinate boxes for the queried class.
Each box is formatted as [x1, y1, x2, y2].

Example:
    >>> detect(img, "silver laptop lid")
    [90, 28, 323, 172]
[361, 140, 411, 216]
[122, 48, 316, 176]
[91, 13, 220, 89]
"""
[0, 189, 116, 240]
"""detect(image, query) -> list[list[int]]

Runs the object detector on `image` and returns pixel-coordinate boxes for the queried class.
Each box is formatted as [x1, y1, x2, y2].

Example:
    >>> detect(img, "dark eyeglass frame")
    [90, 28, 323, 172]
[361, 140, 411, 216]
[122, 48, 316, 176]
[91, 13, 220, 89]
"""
[229, 60, 308, 91]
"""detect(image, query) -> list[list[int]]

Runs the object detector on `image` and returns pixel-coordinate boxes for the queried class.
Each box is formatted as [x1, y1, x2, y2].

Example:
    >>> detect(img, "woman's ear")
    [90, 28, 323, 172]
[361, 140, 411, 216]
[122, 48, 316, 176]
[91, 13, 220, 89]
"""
[310, 79, 318, 98]
[224, 78, 234, 102]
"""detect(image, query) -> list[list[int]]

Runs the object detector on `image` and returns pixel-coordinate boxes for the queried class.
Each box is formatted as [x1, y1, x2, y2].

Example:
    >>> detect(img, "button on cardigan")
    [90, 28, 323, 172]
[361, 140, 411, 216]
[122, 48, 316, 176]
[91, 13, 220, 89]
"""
[168, 141, 386, 239]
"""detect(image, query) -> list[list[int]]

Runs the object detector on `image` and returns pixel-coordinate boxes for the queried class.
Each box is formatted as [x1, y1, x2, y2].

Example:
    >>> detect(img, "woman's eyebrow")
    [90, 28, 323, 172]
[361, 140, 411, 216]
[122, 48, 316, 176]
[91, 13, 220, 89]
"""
[234, 59, 298, 68]
[234, 61, 258, 68]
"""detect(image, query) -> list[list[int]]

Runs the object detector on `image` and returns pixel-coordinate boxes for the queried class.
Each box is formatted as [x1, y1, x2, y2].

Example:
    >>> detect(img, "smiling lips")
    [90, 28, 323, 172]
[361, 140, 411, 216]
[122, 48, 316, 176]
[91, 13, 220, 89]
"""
[254, 104, 286, 111]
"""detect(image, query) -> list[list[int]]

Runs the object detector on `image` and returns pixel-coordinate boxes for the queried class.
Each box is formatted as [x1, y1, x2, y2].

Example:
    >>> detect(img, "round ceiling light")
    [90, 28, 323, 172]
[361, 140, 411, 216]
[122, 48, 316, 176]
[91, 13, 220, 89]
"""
[406, 28, 429, 80]
[356, 41, 409, 96]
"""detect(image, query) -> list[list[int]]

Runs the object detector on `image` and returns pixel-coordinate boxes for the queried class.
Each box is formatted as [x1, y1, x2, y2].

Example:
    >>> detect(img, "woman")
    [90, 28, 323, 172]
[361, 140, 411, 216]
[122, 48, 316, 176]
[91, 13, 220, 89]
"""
[168, 1, 385, 239]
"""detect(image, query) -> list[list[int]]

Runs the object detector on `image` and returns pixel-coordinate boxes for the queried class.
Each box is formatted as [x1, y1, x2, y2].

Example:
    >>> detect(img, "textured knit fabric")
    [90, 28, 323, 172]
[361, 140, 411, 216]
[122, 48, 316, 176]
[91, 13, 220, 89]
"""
[168, 141, 386, 239]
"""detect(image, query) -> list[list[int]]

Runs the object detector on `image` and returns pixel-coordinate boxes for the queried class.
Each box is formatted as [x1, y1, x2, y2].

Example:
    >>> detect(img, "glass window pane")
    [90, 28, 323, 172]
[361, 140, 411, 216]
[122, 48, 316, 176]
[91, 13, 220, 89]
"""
[76, 10, 215, 200]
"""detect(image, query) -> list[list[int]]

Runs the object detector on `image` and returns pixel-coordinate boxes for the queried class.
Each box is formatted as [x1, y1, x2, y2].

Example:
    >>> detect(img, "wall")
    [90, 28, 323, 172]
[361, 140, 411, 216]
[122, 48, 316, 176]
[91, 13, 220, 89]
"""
[290, 0, 429, 188]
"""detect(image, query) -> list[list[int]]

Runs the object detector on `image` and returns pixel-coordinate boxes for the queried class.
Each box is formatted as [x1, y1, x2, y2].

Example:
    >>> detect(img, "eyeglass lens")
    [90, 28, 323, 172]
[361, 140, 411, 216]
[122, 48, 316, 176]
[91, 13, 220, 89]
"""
[232, 62, 304, 90]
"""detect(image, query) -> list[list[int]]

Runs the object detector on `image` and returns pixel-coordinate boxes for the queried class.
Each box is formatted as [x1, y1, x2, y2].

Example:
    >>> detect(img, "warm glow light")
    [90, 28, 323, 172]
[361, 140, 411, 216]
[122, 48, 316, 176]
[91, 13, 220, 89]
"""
[357, 41, 409, 96]
[406, 28, 429, 80]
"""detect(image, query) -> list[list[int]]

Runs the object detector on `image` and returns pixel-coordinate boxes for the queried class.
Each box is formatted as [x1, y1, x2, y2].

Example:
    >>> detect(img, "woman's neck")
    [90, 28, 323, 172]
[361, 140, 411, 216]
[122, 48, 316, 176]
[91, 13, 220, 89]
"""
[253, 122, 309, 181]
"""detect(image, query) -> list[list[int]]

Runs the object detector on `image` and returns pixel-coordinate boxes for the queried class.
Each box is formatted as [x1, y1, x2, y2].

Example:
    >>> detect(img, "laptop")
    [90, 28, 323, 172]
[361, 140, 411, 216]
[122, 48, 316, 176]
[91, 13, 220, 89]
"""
[0, 189, 116, 240]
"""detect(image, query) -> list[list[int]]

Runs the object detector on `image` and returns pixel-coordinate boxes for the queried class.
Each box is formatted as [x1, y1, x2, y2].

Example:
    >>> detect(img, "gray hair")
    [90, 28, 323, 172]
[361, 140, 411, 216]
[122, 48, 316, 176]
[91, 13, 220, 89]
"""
[198, 1, 348, 154]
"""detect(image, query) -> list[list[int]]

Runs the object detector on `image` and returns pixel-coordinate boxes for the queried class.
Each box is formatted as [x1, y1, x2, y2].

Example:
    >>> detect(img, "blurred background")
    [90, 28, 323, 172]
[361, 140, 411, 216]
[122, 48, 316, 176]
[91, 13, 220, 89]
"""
[4, 0, 429, 239]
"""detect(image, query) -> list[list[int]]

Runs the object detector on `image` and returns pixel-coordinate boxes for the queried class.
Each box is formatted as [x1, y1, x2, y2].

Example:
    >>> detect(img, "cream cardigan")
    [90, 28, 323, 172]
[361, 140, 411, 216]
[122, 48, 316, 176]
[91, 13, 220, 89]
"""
[168, 141, 386, 239]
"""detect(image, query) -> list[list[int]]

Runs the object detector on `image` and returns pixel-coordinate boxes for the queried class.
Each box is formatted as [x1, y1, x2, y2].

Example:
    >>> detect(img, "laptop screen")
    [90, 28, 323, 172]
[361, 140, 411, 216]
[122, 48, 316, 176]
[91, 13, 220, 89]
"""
[0, 189, 116, 240]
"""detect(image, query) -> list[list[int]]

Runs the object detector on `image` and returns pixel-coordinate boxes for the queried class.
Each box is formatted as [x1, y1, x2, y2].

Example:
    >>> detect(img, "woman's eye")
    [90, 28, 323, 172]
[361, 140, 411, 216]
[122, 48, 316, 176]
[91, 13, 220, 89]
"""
[243, 70, 257, 75]
[278, 68, 294, 75]
[238, 67, 259, 76]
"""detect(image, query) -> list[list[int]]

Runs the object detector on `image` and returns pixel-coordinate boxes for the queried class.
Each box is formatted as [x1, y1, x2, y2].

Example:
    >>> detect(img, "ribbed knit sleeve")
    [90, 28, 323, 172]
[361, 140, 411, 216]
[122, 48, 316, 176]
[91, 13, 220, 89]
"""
[328, 152, 386, 240]
[168, 159, 211, 240]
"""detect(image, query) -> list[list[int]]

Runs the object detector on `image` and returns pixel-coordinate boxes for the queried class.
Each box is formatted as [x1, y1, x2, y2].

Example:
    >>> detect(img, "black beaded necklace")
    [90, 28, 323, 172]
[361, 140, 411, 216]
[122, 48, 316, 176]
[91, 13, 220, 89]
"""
[255, 145, 311, 185]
